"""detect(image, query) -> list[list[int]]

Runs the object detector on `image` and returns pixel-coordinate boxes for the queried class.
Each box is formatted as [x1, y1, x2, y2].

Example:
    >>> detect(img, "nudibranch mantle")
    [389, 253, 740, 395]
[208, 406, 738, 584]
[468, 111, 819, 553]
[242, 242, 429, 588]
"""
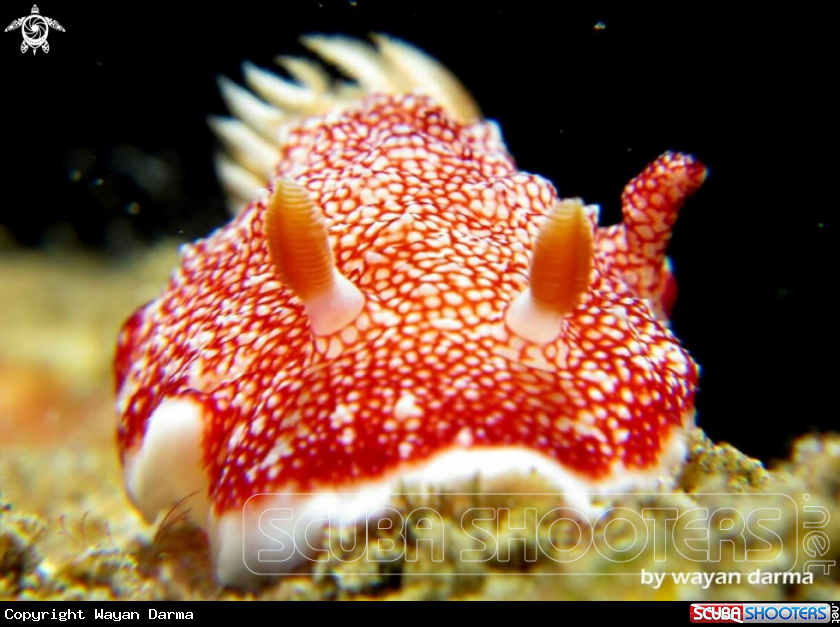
[115, 35, 706, 586]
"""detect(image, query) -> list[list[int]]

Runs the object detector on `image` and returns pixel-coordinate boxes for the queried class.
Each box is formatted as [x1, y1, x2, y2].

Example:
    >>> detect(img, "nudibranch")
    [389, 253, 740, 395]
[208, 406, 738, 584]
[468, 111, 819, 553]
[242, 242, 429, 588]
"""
[115, 35, 706, 585]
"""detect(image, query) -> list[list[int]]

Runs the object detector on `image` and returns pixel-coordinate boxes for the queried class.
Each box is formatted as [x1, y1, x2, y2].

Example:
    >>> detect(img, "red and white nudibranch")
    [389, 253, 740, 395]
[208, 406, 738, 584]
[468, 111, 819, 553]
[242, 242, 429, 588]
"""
[115, 35, 706, 586]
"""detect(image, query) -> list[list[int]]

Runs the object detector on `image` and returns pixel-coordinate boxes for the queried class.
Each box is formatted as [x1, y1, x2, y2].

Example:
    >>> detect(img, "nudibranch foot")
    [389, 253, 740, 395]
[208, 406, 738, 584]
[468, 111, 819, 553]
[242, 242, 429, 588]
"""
[210, 429, 693, 587]
[116, 34, 705, 588]
[122, 396, 210, 527]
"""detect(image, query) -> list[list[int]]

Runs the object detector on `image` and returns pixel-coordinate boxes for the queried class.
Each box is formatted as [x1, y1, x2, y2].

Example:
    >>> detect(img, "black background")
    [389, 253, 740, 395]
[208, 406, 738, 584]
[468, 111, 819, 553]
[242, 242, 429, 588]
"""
[1, 2, 835, 464]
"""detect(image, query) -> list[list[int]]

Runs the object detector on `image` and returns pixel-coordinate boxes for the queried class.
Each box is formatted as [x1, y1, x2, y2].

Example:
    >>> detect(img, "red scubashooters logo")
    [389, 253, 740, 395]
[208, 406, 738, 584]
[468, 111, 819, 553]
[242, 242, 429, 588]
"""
[690, 603, 834, 623]
[691, 605, 744, 624]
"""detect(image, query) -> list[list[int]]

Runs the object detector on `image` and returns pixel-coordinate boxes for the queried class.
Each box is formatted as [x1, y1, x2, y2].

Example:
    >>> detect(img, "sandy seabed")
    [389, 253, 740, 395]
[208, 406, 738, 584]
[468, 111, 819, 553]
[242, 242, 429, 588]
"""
[1, 244, 838, 601]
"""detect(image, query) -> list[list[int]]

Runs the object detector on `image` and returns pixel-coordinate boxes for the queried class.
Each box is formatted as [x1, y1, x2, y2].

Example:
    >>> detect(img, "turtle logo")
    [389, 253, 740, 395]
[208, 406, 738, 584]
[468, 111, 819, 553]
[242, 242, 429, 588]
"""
[5, 5, 65, 55]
